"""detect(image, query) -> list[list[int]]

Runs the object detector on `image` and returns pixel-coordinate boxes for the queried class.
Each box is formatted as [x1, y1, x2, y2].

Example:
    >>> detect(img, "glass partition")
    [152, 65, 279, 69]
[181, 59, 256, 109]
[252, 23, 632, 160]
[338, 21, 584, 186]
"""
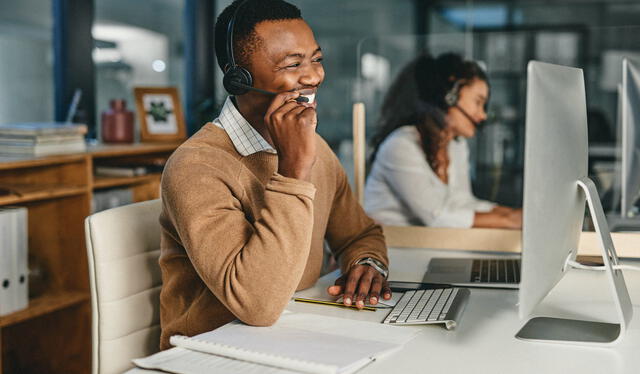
[93, 0, 185, 141]
[355, 26, 640, 228]
[0, 0, 53, 124]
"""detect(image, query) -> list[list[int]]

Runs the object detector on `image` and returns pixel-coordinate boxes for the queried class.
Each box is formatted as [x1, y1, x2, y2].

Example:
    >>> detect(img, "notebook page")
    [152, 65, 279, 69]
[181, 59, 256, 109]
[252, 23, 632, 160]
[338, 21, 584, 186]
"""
[277, 312, 419, 346]
[170, 313, 401, 374]
[171, 327, 388, 374]
[134, 347, 299, 374]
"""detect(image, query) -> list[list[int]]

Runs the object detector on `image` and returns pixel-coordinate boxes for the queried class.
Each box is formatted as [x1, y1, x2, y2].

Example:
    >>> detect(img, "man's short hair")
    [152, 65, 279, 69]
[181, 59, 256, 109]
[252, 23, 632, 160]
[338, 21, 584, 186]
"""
[214, 0, 302, 72]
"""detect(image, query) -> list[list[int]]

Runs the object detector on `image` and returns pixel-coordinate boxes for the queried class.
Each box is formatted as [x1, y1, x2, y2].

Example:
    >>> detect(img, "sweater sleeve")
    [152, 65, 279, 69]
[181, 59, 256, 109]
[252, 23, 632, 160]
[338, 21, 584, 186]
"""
[373, 131, 475, 228]
[161, 155, 316, 327]
[323, 150, 389, 274]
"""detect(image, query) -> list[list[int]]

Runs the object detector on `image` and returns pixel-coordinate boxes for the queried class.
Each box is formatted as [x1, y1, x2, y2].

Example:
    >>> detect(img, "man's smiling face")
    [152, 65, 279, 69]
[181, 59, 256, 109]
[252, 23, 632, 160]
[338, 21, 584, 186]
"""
[245, 19, 324, 110]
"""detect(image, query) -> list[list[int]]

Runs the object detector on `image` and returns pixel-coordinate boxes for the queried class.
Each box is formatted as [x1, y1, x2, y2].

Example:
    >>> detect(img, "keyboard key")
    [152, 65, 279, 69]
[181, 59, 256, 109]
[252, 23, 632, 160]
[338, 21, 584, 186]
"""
[471, 260, 481, 282]
[471, 259, 521, 284]
[441, 288, 459, 317]
[481, 260, 489, 282]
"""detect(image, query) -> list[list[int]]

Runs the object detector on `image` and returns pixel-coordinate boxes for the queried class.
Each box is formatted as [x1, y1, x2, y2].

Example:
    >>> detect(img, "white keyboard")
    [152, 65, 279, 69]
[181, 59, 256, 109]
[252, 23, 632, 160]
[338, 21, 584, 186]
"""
[382, 288, 470, 330]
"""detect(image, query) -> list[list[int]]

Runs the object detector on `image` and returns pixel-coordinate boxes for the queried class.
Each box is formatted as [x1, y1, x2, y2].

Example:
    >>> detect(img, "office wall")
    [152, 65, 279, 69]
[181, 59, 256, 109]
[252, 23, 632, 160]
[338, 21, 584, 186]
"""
[94, 0, 184, 136]
[0, 0, 53, 124]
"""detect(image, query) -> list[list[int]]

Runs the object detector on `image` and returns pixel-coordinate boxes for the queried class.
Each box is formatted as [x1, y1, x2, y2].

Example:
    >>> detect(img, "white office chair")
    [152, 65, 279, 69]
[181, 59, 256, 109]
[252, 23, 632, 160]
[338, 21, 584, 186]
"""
[85, 199, 163, 374]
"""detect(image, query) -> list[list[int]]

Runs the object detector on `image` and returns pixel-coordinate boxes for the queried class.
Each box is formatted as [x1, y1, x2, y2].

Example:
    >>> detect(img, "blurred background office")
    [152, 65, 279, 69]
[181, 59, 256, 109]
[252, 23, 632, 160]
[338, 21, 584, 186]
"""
[1, 0, 640, 213]
[3, 1, 640, 372]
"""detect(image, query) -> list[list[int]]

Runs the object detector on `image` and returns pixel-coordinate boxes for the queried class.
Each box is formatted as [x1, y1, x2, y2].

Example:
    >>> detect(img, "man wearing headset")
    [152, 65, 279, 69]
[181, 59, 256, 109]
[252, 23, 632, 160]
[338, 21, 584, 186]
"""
[158, 0, 391, 350]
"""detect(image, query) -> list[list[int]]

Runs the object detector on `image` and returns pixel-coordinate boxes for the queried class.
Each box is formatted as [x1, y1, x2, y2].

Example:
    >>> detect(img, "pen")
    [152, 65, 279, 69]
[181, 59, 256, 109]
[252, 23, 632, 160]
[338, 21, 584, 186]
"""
[293, 297, 377, 311]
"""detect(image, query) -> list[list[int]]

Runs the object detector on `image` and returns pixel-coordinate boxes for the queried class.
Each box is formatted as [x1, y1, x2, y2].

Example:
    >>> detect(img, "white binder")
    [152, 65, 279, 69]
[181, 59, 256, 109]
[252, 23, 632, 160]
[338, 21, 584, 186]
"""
[0, 207, 29, 316]
[11, 208, 28, 312]
[0, 209, 15, 316]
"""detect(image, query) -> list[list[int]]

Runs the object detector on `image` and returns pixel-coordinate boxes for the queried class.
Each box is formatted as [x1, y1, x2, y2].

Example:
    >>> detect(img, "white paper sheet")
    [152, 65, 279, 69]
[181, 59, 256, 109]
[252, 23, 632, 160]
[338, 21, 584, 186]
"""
[134, 347, 299, 374]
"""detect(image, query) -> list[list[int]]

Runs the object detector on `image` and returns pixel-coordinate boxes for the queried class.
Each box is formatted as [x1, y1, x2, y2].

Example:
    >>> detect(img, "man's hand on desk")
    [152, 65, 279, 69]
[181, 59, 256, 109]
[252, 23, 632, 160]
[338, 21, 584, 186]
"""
[326, 265, 392, 310]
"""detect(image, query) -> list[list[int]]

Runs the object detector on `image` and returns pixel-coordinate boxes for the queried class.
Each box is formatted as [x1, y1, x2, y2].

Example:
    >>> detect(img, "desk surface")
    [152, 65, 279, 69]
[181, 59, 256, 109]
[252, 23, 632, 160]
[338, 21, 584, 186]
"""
[290, 248, 640, 374]
[131, 247, 640, 374]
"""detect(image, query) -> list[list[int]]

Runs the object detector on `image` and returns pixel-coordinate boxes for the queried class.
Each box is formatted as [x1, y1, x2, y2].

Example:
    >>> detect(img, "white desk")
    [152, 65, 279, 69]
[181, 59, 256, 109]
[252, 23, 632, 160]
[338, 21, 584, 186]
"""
[130, 247, 640, 374]
[290, 247, 640, 374]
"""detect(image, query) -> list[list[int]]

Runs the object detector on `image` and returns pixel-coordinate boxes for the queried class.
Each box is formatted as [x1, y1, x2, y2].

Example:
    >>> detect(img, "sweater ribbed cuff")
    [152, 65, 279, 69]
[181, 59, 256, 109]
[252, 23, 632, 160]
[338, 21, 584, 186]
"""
[266, 173, 316, 200]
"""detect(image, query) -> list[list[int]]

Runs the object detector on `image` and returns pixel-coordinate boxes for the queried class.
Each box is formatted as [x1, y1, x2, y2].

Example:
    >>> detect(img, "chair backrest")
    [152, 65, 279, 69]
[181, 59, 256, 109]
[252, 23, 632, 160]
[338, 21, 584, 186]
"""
[85, 199, 162, 374]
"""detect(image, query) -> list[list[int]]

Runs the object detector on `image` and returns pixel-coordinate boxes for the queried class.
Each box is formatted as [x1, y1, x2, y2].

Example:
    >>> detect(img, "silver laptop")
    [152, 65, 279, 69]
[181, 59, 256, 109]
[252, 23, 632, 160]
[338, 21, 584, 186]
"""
[423, 257, 520, 289]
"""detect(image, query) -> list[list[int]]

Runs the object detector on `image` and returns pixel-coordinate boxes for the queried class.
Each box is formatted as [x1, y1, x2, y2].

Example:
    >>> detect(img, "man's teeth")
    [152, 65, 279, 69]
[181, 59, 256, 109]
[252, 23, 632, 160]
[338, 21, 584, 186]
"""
[300, 94, 315, 104]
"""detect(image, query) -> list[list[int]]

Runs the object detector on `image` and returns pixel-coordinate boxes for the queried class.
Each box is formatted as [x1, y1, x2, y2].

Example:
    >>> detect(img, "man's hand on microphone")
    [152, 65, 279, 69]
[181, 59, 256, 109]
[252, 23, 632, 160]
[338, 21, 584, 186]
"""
[264, 92, 317, 181]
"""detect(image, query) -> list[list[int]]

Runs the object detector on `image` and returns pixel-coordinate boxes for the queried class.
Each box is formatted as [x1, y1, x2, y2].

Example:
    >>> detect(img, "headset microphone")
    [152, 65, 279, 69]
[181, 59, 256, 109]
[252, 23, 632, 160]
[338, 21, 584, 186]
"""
[454, 105, 481, 127]
[226, 80, 309, 103]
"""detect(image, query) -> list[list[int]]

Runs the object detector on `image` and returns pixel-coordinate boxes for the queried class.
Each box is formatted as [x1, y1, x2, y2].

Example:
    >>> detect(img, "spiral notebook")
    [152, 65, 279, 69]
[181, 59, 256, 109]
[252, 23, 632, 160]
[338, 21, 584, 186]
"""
[133, 312, 418, 374]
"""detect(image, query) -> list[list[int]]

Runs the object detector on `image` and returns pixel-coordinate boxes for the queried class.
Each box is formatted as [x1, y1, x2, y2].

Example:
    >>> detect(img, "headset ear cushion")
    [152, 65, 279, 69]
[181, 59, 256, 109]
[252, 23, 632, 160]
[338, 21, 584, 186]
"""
[223, 66, 253, 95]
[444, 80, 463, 107]
[444, 90, 458, 107]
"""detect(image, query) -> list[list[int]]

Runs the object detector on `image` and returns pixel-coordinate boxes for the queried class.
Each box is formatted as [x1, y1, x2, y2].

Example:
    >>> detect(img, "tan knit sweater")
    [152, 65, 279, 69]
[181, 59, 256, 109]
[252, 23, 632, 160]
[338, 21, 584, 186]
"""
[158, 123, 388, 350]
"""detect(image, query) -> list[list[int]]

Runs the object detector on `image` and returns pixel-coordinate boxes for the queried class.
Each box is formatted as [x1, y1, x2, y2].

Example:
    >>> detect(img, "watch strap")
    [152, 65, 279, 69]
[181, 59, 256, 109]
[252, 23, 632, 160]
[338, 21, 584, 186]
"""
[355, 257, 389, 279]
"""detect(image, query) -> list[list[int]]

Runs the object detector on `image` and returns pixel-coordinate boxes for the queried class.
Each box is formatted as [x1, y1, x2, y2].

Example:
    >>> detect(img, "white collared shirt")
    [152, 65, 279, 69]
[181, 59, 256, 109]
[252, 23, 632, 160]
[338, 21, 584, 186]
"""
[364, 126, 495, 228]
[212, 96, 276, 156]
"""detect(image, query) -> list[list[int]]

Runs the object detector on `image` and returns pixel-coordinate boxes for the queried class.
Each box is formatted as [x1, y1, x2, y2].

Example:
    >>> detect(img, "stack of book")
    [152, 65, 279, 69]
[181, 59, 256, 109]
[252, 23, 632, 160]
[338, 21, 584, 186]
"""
[0, 122, 87, 156]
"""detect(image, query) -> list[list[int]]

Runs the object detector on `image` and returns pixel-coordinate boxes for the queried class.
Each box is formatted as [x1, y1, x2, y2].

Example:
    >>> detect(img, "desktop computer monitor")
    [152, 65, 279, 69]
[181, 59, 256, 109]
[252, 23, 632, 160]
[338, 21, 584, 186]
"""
[517, 61, 632, 345]
[621, 57, 640, 218]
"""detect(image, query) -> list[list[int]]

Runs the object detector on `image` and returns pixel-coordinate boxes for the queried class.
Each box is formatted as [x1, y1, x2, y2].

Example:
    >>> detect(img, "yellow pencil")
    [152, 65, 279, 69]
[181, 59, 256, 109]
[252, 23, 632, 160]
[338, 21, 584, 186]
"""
[293, 297, 377, 311]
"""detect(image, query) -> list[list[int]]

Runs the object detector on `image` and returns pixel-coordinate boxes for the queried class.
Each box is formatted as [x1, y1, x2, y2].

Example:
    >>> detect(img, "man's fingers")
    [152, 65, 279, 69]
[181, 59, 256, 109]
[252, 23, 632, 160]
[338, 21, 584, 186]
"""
[381, 280, 392, 300]
[266, 101, 302, 126]
[354, 269, 374, 309]
[263, 91, 301, 121]
[327, 274, 346, 296]
[342, 266, 363, 306]
[282, 105, 308, 122]
[368, 276, 383, 305]
[296, 107, 318, 127]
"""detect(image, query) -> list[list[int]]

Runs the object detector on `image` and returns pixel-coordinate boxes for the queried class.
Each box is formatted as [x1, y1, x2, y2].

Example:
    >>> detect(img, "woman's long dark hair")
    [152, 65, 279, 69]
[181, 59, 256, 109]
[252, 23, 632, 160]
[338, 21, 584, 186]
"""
[369, 52, 488, 172]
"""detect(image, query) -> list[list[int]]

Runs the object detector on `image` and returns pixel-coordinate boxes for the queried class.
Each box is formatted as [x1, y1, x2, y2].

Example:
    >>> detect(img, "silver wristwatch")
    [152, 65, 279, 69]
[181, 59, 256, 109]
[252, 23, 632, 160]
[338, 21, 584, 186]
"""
[355, 257, 389, 279]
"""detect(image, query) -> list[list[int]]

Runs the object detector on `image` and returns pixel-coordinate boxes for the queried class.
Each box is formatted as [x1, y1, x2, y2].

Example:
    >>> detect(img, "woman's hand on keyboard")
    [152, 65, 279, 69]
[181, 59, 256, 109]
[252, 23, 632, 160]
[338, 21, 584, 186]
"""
[326, 265, 392, 310]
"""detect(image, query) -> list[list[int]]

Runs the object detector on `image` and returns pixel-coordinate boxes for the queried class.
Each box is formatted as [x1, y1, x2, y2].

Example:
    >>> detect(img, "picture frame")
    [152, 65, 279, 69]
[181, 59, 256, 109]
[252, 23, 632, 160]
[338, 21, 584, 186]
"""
[134, 86, 187, 142]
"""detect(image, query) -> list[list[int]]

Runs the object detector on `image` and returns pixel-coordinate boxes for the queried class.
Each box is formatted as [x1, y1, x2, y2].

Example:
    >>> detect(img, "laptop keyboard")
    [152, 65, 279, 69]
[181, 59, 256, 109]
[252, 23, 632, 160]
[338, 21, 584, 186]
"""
[470, 259, 520, 283]
[382, 288, 470, 330]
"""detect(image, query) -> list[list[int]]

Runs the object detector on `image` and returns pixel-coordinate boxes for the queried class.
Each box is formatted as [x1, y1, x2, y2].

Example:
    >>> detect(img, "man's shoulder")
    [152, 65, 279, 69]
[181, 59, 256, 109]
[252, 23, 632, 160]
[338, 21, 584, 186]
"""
[165, 124, 244, 177]
[314, 133, 338, 161]
[314, 134, 346, 175]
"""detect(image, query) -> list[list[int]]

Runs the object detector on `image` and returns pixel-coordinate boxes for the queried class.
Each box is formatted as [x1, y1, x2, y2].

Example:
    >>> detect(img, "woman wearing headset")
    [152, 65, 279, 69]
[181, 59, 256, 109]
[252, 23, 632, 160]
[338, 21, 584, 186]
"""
[364, 53, 522, 229]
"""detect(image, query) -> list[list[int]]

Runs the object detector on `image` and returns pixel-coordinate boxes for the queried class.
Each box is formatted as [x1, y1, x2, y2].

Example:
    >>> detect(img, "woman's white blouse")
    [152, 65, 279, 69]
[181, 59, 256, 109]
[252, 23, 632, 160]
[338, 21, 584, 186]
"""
[364, 126, 495, 228]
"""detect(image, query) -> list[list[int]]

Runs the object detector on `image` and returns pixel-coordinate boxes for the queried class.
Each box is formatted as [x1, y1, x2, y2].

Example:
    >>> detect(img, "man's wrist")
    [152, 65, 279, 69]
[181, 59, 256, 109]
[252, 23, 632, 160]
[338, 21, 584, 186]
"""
[355, 257, 389, 279]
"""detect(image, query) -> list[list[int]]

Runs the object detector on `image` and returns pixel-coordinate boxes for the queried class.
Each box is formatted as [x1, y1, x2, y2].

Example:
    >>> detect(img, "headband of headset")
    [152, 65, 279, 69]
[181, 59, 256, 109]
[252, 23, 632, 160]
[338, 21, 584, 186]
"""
[224, 0, 252, 95]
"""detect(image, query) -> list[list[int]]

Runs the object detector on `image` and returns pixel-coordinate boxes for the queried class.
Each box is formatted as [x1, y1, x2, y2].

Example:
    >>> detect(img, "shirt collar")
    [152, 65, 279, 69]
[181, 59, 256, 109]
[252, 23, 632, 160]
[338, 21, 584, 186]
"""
[213, 96, 276, 156]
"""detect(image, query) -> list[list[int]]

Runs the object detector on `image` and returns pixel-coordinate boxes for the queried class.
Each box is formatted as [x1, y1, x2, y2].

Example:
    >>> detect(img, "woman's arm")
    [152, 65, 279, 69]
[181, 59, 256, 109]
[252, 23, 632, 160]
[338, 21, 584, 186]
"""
[473, 207, 522, 229]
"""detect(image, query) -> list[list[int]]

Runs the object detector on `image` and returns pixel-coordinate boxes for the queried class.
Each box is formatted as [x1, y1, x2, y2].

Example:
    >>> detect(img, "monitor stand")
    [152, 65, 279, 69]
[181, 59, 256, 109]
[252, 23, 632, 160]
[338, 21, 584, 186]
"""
[516, 177, 633, 346]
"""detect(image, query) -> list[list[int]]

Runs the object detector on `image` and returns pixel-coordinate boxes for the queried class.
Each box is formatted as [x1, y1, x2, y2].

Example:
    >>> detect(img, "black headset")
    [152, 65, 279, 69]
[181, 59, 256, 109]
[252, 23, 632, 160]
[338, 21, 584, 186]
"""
[444, 79, 482, 127]
[223, 0, 253, 95]
[444, 80, 463, 107]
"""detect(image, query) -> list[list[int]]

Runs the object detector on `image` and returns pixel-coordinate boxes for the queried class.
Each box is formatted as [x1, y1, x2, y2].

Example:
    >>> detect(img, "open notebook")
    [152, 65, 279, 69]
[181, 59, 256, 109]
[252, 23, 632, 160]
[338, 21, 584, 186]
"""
[133, 312, 418, 374]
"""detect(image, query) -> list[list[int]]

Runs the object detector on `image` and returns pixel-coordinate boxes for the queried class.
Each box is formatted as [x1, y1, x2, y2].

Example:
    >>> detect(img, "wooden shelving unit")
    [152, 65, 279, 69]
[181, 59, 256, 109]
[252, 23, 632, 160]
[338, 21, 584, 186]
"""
[93, 173, 162, 190]
[0, 142, 180, 374]
[0, 291, 89, 328]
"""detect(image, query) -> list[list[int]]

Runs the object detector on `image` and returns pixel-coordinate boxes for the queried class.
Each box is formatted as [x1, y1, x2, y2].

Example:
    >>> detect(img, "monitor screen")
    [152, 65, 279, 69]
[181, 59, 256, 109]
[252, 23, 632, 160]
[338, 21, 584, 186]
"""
[519, 61, 588, 319]
[621, 57, 640, 218]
